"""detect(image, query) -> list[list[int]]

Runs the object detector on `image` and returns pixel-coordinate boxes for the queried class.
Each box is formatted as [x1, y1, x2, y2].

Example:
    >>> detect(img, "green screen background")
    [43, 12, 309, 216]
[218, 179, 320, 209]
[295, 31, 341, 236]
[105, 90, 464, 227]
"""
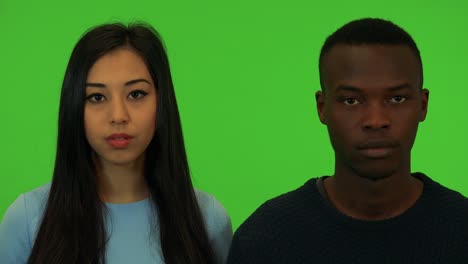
[1, 0, 467, 230]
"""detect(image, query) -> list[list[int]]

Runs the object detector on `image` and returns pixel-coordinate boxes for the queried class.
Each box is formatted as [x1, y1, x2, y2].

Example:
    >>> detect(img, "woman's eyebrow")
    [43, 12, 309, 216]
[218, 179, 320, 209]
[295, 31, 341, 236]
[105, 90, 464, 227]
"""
[85, 78, 152, 88]
[124, 78, 152, 86]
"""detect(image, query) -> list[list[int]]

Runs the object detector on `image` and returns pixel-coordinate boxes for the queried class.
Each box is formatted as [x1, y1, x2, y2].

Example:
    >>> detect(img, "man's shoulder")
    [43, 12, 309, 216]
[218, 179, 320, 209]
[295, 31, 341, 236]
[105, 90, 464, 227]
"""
[261, 179, 319, 214]
[418, 172, 468, 204]
[227, 178, 324, 263]
[236, 178, 321, 233]
[418, 173, 468, 222]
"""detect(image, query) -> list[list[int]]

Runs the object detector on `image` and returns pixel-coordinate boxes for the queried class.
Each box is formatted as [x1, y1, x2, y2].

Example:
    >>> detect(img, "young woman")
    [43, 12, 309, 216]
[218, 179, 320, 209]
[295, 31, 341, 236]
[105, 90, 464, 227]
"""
[0, 23, 232, 264]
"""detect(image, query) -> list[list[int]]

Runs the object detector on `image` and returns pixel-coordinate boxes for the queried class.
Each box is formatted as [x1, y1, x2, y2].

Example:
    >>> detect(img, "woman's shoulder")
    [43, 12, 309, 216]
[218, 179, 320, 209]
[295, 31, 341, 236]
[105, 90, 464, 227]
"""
[0, 183, 51, 263]
[194, 189, 231, 227]
[194, 189, 233, 263]
[24, 183, 51, 202]
[20, 183, 51, 219]
[1, 183, 50, 229]
[2, 183, 50, 223]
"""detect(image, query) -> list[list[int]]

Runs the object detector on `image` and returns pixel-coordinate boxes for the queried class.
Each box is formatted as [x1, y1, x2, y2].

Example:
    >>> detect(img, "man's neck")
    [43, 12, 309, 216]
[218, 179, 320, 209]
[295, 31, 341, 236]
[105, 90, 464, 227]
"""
[323, 169, 423, 221]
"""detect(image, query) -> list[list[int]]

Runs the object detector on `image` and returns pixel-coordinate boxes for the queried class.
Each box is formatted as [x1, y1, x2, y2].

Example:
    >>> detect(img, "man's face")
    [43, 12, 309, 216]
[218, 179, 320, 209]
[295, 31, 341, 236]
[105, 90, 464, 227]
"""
[316, 44, 429, 181]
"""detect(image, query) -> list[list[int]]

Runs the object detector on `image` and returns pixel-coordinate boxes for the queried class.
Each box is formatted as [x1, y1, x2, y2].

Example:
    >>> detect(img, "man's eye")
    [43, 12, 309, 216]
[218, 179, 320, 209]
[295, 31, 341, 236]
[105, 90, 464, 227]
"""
[128, 90, 148, 100]
[389, 95, 407, 104]
[343, 98, 360, 105]
[86, 93, 106, 103]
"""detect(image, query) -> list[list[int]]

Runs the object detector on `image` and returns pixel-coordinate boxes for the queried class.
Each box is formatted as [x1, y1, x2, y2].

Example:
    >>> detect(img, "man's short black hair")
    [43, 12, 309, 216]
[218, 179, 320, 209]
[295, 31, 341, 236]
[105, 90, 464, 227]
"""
[319, 18, 423, 89]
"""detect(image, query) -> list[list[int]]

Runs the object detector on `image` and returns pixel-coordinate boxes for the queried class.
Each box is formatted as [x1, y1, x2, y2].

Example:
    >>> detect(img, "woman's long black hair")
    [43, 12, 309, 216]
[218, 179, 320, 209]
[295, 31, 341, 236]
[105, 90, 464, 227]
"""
[27, 23, 215, 264]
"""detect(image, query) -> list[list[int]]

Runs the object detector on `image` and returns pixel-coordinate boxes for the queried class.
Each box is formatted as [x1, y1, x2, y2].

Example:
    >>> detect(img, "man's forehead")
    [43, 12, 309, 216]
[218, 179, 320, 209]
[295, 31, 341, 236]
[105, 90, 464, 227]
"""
[323, 44, 418, 65]
[321, 44, 421, 90]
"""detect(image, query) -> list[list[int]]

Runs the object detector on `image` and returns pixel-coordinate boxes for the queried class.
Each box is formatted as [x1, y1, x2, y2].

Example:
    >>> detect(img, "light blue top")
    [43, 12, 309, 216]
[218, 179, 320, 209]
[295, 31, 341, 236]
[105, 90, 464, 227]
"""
[0, 184, 232, 263]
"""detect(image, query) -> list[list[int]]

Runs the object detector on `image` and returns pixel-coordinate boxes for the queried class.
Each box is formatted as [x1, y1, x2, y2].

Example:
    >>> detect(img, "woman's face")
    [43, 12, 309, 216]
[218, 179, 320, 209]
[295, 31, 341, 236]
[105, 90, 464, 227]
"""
[84, 47, 157, 167]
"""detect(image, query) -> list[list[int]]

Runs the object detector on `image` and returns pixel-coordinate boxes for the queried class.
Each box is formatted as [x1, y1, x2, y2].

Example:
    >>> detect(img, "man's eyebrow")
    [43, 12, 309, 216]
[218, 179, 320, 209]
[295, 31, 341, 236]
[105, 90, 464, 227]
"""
[85, 78, 152, 88]
[387, 83, 411, 91]
[334, 83, 411, 93]
[335, 85, 362, 93]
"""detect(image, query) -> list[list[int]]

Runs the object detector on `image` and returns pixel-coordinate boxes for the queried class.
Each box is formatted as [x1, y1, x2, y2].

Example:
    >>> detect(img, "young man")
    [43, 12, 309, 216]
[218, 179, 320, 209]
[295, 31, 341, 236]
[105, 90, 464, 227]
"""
[227, 18, 468, 263]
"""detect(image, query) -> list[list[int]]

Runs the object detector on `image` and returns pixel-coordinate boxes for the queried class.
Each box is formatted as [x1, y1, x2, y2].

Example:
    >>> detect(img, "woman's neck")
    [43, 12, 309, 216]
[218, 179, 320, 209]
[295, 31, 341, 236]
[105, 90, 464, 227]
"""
[95, 157, 150, 204]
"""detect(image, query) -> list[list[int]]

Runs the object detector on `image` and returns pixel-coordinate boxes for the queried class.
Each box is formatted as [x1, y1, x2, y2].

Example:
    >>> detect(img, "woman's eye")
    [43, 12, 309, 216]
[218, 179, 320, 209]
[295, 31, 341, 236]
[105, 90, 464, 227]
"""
[389, 95, 407, 104]
[86, 93, 106, 103]
[343, 98, 360, 105]
[128, 90, 148, 100]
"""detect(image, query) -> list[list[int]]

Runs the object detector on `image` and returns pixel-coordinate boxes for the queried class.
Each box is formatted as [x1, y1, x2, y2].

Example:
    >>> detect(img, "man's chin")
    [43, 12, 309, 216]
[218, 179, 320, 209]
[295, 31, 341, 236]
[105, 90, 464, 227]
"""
[356, 172, 393, 182]
[350, 165, 397, 182]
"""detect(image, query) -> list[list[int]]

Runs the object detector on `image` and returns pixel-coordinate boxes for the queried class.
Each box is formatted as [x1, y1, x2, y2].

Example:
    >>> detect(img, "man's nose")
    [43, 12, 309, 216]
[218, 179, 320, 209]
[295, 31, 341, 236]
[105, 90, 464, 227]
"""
[362, 103, 390, 130]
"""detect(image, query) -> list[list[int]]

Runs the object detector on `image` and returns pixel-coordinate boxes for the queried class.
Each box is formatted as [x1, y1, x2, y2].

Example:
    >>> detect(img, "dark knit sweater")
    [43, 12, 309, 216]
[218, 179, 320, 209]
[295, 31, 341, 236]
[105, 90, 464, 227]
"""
[227, 173, 468, 264]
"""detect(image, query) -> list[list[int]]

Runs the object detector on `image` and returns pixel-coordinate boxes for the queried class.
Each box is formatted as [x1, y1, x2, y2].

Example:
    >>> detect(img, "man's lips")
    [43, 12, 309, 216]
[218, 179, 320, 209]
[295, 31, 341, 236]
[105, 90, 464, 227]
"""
[356, 141, 398, 159]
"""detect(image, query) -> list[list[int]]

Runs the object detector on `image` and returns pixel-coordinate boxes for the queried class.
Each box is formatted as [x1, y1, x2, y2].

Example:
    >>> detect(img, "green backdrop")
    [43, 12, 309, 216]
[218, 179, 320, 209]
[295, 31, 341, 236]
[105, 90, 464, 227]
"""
[1, 0, 467, 230]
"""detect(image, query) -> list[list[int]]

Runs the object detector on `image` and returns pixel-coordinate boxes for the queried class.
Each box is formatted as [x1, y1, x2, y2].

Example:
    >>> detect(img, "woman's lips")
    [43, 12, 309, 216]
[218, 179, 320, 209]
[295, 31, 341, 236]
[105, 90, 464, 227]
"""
[106, 133, 133, 148]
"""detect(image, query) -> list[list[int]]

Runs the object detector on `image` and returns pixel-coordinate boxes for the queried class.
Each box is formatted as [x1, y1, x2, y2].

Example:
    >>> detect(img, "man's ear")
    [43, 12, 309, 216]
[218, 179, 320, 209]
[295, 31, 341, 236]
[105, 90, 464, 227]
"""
[419, 88, 429, 122]
[316, 90, 327, 124]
